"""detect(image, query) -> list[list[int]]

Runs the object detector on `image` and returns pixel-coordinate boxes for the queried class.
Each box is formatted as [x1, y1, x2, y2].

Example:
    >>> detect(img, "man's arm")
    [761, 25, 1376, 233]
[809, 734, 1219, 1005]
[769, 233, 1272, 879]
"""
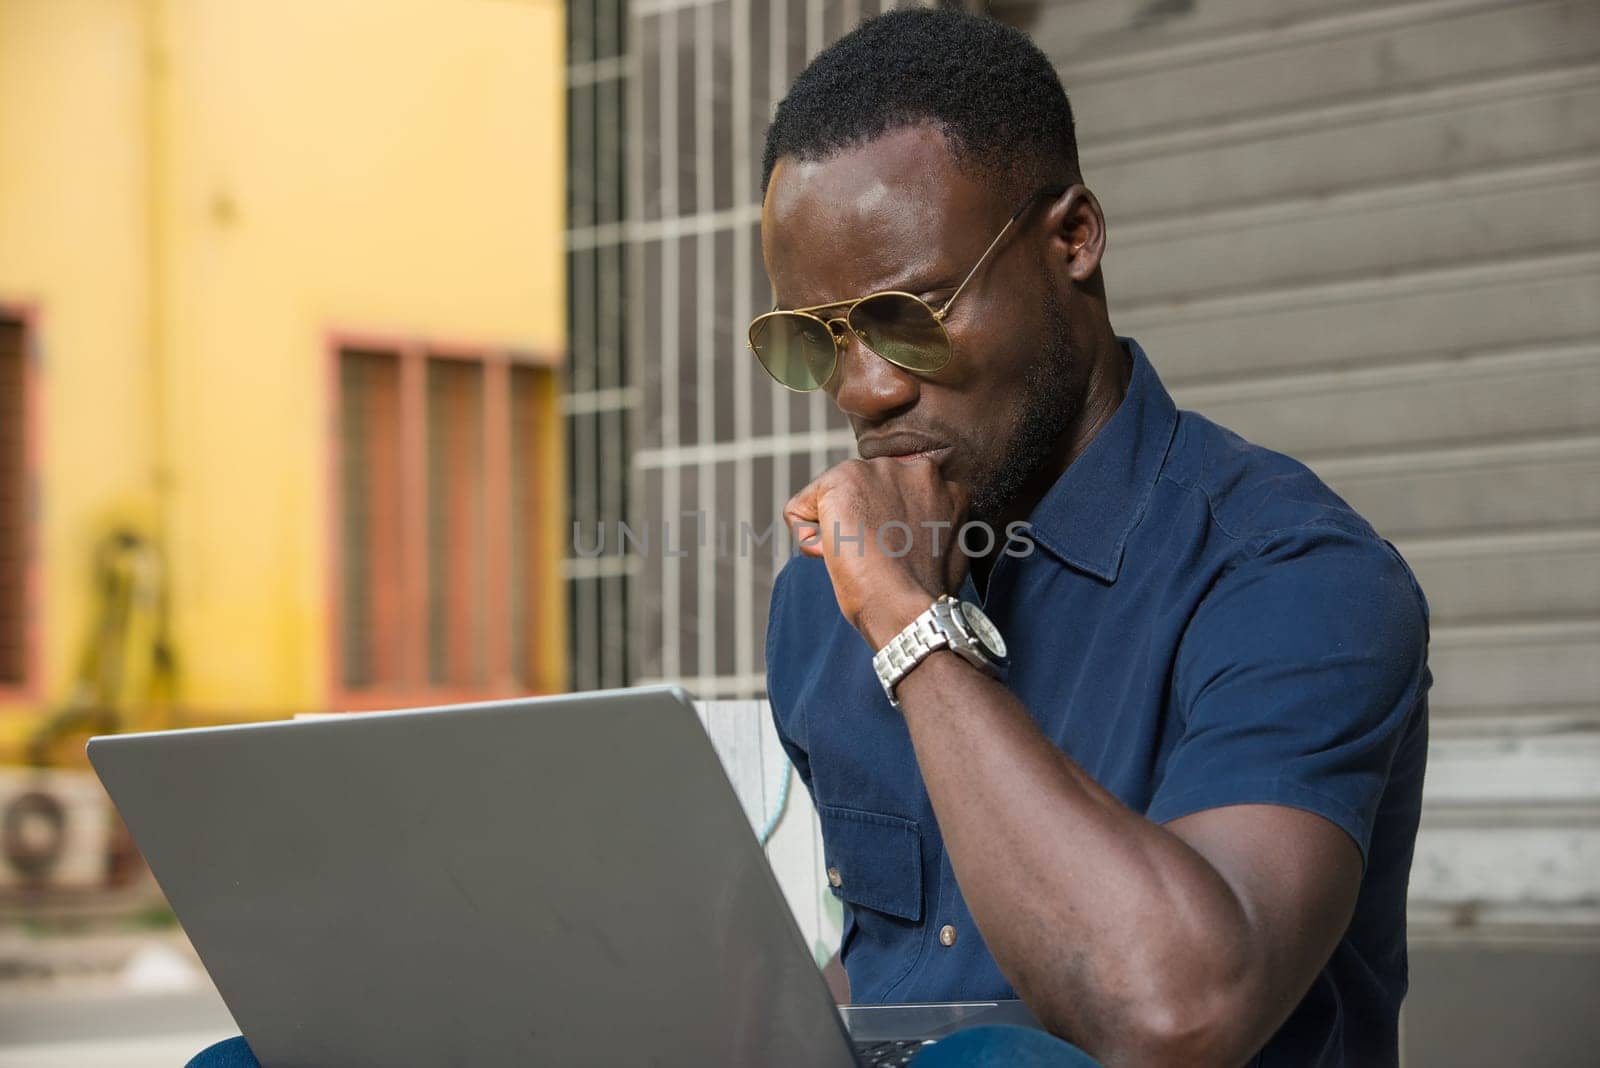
[784, 455, 1424, 1067]
[887, 645, 1359, 1066]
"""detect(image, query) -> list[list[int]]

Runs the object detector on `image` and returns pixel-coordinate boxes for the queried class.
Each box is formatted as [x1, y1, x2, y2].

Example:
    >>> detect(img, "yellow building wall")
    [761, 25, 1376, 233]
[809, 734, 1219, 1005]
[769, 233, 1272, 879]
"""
[0, 0, 566, 750]
[156, 0, 567, 719]
[0, 0, 157, 728]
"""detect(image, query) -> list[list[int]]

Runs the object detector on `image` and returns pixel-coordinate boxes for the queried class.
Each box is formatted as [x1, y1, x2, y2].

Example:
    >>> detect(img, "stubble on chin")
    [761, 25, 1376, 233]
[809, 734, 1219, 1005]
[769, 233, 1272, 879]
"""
[962, 332, 1080, 524]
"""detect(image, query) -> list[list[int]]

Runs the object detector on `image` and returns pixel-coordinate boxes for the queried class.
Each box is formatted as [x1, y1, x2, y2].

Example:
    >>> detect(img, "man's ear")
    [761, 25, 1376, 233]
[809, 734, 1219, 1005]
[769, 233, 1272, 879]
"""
[1044, 184, 1107, 284]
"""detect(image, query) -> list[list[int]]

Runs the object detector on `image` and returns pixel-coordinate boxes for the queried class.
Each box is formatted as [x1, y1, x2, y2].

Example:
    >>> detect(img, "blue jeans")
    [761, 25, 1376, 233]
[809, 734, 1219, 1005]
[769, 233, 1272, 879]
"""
[185, 1037, 257, 1067]
[188, 1026, 1100, 1066]
[910, 1025, 1102, 1065]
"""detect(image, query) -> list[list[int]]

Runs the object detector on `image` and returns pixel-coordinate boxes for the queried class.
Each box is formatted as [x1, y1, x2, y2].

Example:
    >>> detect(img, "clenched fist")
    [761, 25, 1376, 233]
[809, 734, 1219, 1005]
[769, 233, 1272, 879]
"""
[784, 455, 971, 649]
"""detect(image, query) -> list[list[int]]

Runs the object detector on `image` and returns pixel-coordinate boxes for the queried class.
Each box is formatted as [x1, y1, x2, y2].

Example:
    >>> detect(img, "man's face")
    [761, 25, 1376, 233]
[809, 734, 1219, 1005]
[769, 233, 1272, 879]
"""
[761, 125, 1083, 522]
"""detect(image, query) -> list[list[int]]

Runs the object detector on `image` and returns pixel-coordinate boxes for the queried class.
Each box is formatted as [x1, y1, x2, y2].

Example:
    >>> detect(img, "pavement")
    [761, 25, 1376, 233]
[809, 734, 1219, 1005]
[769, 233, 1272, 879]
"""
[0, 929, 238, 1067]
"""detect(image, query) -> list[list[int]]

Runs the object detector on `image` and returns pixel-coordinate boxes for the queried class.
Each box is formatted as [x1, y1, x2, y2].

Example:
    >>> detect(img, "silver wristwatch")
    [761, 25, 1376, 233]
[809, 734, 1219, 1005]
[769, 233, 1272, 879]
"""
[872, 594, 1009, 710]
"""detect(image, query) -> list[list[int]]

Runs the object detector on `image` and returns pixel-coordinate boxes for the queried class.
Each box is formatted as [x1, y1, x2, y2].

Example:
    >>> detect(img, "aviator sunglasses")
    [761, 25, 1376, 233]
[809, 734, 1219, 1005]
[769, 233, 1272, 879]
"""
[747, 185, 1067, 392]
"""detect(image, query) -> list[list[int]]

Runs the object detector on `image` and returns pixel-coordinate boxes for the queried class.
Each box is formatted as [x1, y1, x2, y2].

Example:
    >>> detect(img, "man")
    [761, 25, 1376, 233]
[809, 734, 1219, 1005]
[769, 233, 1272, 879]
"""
[758, 9, 1430, 1068]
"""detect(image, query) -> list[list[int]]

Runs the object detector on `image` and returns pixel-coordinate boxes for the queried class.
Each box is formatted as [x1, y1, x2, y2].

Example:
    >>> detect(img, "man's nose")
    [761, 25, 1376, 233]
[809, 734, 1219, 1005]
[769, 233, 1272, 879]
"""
[825, 320, 920, 420]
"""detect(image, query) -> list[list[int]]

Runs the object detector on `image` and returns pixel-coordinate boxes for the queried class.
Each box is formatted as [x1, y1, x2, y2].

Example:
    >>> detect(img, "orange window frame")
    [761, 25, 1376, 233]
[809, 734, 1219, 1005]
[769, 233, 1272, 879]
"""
[326, 333, 565, 710]
[0, 302, 41, 706]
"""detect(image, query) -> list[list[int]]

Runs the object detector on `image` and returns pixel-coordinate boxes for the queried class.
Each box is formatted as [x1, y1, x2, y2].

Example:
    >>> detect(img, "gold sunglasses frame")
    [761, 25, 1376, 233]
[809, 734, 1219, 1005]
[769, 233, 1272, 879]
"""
[747, 184, 1068, 392]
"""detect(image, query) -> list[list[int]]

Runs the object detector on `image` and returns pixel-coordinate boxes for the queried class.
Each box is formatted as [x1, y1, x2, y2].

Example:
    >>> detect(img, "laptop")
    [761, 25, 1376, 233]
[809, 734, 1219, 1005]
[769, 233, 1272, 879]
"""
[89, 686, 1041, 1066]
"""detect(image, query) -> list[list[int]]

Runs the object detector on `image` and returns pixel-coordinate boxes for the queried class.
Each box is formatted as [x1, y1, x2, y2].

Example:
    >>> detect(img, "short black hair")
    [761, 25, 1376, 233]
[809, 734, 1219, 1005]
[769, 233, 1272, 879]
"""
[760, 7, 1080, 200]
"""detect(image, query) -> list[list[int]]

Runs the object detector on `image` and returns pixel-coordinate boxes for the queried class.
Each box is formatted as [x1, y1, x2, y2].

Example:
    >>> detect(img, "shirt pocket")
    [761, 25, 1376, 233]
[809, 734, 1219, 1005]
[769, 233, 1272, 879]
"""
[816, 803, 923, 922]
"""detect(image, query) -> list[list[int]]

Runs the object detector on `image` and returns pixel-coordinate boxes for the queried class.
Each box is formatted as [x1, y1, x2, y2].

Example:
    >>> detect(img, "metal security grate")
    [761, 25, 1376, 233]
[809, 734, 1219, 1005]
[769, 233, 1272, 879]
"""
[566, 0, 902, 697]
[565, 0, 634, 693]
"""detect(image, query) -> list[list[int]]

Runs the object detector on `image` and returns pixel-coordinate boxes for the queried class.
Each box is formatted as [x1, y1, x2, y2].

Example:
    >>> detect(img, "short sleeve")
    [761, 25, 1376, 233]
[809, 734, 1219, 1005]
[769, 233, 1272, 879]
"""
[764, 561, 816, 797]
[1146, 526, 1430, 863]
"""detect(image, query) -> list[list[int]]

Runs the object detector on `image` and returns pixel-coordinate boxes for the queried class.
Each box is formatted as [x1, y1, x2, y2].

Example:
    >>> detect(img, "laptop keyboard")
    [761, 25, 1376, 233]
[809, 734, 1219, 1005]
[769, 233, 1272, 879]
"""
[855, 1038, 936, 1066]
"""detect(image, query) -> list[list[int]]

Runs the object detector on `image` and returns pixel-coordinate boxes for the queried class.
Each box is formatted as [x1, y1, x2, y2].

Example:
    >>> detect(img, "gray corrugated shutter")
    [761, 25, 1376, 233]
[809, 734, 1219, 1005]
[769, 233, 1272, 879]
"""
[997, 0, 1600, 942]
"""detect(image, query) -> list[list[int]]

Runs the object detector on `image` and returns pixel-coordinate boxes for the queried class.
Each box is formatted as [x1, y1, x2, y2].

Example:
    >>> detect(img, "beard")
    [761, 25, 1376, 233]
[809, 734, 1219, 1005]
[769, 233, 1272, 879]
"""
[964, 287, 1081, 523]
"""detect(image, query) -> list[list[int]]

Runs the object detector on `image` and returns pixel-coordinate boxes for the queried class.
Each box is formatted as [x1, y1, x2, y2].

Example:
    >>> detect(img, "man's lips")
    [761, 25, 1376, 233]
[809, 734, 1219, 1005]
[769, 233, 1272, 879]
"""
[857, 434, 954, 466]
[889, 445, 954, 466]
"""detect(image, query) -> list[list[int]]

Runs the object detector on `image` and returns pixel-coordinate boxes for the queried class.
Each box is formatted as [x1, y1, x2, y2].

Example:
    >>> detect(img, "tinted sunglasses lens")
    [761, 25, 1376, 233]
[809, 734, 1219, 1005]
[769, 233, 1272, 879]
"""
[848, 293, 950, 372]
[751, 314, 836, 391]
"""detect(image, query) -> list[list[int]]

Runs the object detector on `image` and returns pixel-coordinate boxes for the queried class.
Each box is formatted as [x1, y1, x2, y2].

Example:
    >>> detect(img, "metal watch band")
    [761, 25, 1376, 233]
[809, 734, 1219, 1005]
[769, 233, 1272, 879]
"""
[872, 599, 950, 710]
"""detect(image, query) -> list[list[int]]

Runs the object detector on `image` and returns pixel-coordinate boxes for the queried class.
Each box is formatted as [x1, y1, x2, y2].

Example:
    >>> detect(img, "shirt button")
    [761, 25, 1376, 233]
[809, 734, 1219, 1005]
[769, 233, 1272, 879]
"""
[939, 924, 957, 947]
[827, 866, 842, 888]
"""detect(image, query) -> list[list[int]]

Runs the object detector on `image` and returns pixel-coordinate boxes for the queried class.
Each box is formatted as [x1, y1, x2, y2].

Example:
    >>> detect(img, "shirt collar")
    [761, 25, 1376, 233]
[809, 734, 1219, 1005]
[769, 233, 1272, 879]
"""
[1021, 336, 1178, 583]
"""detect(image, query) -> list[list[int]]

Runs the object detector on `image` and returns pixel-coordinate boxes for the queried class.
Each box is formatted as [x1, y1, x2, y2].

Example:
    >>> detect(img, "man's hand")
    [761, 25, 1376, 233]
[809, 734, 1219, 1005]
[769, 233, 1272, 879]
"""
[783, 457, 970, 647]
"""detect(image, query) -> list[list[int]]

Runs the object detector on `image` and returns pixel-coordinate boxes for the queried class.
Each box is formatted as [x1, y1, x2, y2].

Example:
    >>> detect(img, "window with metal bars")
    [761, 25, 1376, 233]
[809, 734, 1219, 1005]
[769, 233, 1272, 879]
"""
[333, 342, 562, 704]
[0, 314, 28, 692]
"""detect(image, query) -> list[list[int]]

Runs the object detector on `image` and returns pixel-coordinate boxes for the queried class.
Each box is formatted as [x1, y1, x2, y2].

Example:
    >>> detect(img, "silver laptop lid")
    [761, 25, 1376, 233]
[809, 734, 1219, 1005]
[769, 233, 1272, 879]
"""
[89, 686, 857, 1067]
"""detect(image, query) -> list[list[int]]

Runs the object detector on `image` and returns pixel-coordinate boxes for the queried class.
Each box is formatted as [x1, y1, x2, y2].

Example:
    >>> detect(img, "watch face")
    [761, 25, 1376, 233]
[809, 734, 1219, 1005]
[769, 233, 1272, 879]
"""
[959, 601, 1008, 659]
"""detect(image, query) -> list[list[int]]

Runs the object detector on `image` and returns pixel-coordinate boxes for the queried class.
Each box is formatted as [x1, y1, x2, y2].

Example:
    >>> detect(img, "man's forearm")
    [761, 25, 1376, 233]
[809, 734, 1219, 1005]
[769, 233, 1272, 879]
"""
[891, 649, 1275, 1067]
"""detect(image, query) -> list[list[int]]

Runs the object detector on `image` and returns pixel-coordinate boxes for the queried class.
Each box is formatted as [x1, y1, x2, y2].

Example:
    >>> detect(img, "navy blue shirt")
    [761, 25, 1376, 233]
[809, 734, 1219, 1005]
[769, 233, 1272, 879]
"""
[766, 337, 1430, 1067]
